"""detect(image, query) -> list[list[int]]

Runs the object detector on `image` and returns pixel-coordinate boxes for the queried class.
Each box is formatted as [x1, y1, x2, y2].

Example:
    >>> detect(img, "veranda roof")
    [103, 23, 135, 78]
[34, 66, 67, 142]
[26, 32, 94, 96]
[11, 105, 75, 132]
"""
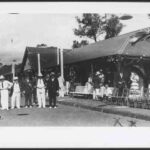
[64, 27, 150, 64]
[21, 27, 150, 73]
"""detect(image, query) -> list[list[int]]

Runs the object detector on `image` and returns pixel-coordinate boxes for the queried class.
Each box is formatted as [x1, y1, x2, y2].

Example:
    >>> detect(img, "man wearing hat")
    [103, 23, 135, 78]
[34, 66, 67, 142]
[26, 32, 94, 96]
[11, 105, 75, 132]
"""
[47, 72, 59, 108]
[99, 69, 105, 84]
[92, 71, 101, 100]
[32, 75, 37, 105]
[22, 77, 33, 108]
[10, 76, 21, 109]
[0, 75, 12, 110]
[36, 73, 46, 108]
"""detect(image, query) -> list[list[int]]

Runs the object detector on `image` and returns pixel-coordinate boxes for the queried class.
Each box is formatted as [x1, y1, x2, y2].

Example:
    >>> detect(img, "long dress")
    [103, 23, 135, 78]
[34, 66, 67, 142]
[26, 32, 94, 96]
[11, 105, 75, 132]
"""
[129, 73, 140, 99]
[58, 76, 65, 97]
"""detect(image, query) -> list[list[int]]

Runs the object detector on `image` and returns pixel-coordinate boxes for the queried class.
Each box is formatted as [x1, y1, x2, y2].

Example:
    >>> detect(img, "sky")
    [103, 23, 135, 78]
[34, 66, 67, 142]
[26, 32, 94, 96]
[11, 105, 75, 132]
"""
[0, 13, 150, 65]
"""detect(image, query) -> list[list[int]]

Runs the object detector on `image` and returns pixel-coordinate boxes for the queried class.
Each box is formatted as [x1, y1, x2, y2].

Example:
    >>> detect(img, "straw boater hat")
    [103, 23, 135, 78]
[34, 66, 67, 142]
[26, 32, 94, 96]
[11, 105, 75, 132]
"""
[96, 71, 100, 75]
[0, 75, 5, 80]
[14, 77, 18, 80]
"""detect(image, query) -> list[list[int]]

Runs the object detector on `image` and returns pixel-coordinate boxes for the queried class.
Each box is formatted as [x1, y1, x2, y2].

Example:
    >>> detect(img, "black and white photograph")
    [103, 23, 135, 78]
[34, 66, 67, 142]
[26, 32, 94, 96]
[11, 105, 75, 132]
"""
[1, 1, 150, 148]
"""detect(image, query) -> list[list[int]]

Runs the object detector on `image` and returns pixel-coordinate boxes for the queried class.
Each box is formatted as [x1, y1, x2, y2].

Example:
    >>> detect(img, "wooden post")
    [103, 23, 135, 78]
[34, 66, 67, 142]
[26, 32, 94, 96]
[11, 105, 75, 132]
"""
[12, 63, 15, 80]
[57, 48, 60, 65]
[60, 48, 64, 79]
[37, 53, 42, 76]
[91, 63, 94, 78]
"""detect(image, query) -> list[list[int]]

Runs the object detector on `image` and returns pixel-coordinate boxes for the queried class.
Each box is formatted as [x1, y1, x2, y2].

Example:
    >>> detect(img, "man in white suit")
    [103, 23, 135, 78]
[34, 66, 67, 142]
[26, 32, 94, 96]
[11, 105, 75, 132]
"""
[11, 76, 21, 109]
[36, 73, 46, 108]
[0, 75, 12, 110]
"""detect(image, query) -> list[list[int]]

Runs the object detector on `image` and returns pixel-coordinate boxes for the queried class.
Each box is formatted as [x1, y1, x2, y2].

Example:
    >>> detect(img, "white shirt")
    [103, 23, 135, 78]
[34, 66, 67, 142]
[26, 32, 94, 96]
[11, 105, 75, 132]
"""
[0, 80, 12, 90]
[37, 79, 45, 89]
[104, 87, 113, 96]
[13, 82, 20, 92]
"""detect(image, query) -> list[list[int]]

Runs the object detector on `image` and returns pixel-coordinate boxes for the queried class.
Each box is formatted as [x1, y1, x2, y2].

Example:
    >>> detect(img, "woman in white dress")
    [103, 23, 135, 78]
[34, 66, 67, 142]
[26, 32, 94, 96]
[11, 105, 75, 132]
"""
[129, 72, 140, 99]
[58, 73, 65, 97]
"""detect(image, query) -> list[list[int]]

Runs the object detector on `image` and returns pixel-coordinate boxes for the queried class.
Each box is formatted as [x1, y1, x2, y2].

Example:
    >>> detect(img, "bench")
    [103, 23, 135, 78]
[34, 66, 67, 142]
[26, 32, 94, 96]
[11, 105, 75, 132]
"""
[69, 85, 93, 98]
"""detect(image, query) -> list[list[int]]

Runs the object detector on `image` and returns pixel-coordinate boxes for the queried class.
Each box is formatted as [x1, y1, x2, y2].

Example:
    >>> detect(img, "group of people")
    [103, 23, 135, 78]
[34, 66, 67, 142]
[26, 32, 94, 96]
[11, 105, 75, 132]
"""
[84, 70, 113, 100]
[0, 72, 62, 110]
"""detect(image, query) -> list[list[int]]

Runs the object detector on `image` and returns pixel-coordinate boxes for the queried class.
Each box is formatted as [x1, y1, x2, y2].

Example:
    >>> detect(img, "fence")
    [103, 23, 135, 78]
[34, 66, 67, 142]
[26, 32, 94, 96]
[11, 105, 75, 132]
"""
[68, 85, 150, 109]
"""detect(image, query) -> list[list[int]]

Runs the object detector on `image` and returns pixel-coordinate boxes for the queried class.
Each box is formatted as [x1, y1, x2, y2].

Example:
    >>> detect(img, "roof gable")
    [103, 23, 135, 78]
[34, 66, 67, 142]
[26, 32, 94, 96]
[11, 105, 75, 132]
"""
[21, 46, 58, 72]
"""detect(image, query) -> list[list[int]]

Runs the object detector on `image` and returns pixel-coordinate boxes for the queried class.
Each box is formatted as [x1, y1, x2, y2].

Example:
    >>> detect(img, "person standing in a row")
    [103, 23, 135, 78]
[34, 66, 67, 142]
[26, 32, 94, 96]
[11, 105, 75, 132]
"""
[22, 78, 33, 108]
[0, 75, 12, 110]
[32, 76, 37, 105]
[10, 77, 21, 109]
[36, 73, 46, 108]
[47, 72, 59, 108]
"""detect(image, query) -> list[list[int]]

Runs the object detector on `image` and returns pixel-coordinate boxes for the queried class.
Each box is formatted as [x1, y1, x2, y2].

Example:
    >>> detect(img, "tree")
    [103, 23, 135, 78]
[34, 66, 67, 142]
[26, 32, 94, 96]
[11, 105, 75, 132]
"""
[36, 43, 47, 48]
[104, 15, 123, 39]
[72, 40, 89, 48]
[73, 13, 123, 43]
[74, 14, 104, 42]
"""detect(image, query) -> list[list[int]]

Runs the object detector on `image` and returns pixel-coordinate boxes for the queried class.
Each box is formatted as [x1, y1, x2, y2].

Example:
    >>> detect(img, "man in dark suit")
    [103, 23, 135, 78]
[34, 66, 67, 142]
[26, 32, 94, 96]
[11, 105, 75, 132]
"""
[32, 76, 37, 105]
[47, 72, 59, 108]
[22, 78, 33, 108]
[117, 73, 125, 96]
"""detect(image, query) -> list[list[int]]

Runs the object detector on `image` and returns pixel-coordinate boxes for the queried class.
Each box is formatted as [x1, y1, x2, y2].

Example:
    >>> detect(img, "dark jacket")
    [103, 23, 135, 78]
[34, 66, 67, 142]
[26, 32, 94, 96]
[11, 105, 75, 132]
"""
[93, 75, 101, 89]
[47, 77, 59, 94]
[22, 80, 33, 95]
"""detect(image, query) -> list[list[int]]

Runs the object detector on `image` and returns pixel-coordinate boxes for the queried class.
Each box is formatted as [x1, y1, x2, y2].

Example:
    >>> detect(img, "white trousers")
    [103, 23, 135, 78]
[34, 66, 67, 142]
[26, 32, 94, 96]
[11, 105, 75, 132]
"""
[11, 92, 20, 109]
[93, 89, 99, 100]
[37, 89, 46, 108]
[59, 86, 65, 97]
[1, 90, 9, 109]
[66, 82, 70, 95]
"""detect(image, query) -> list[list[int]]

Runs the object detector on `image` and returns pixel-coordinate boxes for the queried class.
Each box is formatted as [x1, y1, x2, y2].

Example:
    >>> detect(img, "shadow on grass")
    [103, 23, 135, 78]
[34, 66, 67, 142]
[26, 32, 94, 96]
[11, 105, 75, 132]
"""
[17, 114, 29, 116]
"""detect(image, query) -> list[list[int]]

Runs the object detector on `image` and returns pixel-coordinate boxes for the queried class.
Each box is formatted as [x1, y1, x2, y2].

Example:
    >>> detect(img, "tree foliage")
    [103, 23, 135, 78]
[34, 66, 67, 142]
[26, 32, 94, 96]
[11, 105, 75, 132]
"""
[73, 13, 123, 45]
[36, 43, 47, 48]
[74, 14, 104, 42]
[104, 15, 123, 39]
[72, 40, 89, 48]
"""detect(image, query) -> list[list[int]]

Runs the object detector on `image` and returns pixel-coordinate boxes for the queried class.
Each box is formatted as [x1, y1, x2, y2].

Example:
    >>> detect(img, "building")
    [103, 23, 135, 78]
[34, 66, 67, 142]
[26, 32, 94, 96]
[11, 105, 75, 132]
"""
[21, 27, 150, 92]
